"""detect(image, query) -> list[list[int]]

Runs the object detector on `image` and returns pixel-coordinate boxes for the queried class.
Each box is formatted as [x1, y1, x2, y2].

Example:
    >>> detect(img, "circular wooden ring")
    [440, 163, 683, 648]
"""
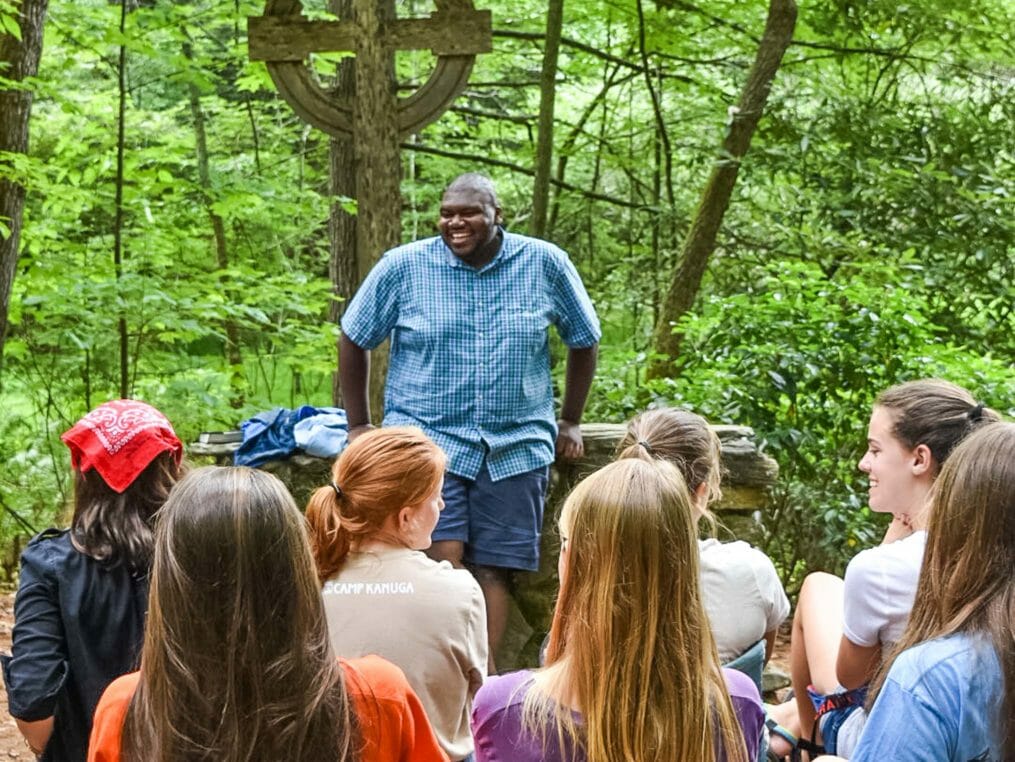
[261, 0, 478, 138]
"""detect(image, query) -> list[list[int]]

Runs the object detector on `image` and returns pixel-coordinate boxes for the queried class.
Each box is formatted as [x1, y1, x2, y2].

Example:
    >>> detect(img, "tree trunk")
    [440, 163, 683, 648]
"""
[647, 0, 797, 380]
[0, 0, 50, 369]
[327, 0, 356, 406]
[350, 0, 399, 419]
[531, 0, 564, 238]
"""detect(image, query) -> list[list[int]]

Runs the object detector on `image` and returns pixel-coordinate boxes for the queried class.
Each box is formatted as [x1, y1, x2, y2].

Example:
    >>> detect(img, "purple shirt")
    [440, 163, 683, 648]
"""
[471, 667, 764, 762]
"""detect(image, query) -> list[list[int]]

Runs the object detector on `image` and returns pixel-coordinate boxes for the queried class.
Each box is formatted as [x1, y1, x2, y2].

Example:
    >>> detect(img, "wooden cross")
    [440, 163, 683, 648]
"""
[248, 0, 492, 139]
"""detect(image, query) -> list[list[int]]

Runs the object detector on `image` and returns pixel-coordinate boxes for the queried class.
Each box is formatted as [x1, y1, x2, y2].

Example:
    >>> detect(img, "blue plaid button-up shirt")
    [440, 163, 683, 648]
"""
[341, 230, 601, 481]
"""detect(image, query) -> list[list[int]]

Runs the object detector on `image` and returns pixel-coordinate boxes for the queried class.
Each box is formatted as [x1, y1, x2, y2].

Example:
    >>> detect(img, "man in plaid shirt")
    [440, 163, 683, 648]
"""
[340, 173, 600, 667]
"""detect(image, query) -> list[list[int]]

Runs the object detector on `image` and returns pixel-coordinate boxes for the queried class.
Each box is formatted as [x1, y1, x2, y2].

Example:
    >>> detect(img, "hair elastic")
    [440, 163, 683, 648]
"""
[330, 481, 343, 499]
[638, 440, 655, 455]
[967, 403, 985, 423]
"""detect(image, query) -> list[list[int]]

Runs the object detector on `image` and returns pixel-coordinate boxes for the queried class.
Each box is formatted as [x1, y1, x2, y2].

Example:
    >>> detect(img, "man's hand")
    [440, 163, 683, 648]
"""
[347, 424, 376, 443]
[556, 419, 584, 461]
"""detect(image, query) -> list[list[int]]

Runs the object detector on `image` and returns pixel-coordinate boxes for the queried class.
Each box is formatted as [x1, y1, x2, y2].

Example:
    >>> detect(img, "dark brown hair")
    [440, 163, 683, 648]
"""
[867, 423, 1015, 760]
[70, 450, 181, 572]
[876, 379, 1001, 472]
[306, 427, 445, 583]
[122, 466, 359, 762]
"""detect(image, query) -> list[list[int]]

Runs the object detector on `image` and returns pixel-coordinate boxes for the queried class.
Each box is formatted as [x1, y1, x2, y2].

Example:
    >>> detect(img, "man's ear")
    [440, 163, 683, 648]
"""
[494, 206, 503, 225]
[911, 443, 935, 477]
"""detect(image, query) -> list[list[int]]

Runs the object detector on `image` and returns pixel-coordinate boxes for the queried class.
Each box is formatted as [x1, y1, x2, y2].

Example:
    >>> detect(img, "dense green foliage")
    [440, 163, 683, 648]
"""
[1, 0, 1012, 586]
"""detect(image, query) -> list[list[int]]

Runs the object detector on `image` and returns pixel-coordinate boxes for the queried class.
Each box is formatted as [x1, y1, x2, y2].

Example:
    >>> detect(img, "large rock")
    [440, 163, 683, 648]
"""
[190, 422, 778, 669]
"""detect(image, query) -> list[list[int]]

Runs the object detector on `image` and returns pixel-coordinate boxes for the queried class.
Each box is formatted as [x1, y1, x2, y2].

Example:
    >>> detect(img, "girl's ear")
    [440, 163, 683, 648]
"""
[911, 443, 935, 477]
[693, 482, 710, 517]
[397, 505, 414, 532]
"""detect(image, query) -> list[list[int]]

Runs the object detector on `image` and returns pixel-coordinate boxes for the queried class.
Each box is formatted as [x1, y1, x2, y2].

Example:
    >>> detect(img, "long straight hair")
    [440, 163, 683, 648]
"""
[122, 466, 359, 762]
[867, 422, 1015, 759]
[306, 426, 445, 582]
[525, 458, 748, 762]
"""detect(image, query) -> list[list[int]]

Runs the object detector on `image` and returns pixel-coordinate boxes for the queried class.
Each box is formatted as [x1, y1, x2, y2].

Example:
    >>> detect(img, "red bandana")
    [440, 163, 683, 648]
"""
[61, 400, 183, 493]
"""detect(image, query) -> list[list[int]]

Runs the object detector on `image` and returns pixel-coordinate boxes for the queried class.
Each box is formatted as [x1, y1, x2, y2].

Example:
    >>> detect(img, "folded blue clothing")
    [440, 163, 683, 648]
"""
[234, 406, 347, 467]
[294, 409, 348, 458]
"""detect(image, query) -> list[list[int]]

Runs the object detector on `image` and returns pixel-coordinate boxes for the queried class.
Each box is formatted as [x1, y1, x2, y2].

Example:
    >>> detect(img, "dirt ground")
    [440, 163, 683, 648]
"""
[0, 591, 793, 759]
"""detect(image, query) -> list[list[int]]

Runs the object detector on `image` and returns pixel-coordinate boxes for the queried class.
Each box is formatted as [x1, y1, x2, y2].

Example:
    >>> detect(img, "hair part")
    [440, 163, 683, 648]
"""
[306, 427, 446, 582]
[527, 459, 748, 762]
[867, 422, 1015, 758]
[70, 450, 181, 572]
[876, 379, 1001, 473]
[123, 466, 358, 762]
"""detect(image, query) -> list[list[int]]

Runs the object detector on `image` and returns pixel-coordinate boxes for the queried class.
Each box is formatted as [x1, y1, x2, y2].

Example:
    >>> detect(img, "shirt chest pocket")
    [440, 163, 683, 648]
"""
[502, 303, 551, 356]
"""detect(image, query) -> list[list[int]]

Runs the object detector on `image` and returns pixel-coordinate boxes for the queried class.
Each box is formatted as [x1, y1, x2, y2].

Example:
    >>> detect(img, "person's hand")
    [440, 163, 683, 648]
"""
[347, 424, 376, 443]
[882, 513, 914, 544]
[556, 419, 584, 461]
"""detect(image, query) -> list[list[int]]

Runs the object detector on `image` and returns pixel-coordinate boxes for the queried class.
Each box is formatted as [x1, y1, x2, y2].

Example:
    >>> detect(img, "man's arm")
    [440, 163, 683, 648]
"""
[556, 344, 598, 461]
[339, 334, 375, 441]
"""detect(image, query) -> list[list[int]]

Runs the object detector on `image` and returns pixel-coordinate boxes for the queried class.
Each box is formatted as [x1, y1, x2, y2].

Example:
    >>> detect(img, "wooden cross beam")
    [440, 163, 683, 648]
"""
[249, 11, 492, 61]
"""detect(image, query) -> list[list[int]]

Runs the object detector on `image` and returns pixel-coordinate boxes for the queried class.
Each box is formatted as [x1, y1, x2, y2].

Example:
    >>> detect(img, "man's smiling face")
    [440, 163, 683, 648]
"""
[438, 185, 502, 263]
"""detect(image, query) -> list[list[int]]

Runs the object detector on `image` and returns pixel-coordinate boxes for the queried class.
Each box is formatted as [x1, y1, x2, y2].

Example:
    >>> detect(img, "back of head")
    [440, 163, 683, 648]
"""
[871, 422, 1015, 753]
[876, 379, 1001, 473]
[537, 459, 746, 762]
[920, 421, 1015, 615]
[124, 466, 357, 762]
[618, 407, 723, 504]
[63, 400, 184, 571]
[306, 426, 445, 582]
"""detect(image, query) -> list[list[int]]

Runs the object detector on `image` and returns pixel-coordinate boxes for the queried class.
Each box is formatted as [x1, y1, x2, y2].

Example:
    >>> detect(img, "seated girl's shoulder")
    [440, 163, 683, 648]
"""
[721, 667, 762, 704]
[846, 530, 926, 577]
[341, 654, 412, 701]
[889, 633, 999, 692]
[414, 554, 483, 591]
[474, 670, 537, 713]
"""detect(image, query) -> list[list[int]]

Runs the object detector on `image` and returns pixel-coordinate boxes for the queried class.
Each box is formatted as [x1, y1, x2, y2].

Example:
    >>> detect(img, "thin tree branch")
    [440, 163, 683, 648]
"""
[402, 142, 649, 210]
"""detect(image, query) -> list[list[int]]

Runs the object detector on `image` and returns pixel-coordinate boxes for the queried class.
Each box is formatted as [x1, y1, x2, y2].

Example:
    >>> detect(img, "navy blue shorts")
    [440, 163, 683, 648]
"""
[435, 463, 550, 571]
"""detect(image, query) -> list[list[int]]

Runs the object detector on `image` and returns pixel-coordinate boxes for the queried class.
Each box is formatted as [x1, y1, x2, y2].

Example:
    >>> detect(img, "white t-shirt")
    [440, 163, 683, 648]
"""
[842, 530, 927, 654]
[699, 539, 791, 663]
[322, 547, 488, 762]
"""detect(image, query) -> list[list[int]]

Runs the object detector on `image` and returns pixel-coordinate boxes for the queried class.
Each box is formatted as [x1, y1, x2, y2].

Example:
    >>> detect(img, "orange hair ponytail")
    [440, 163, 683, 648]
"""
[305, 426, 446, 584]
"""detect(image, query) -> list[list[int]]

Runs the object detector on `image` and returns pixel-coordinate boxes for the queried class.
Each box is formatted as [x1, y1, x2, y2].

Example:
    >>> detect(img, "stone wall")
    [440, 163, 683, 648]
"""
[190, 423, 778, 669]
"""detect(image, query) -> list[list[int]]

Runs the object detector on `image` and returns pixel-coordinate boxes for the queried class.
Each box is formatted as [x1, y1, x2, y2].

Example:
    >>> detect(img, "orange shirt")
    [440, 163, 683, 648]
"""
[87, 655, 449, 762]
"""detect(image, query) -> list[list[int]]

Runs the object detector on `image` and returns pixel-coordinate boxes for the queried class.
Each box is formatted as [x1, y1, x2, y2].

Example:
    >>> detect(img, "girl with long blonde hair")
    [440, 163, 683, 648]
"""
[87, 466, 446, 762]
[471, 456, 763, 762]
[306, 427, 487, 762]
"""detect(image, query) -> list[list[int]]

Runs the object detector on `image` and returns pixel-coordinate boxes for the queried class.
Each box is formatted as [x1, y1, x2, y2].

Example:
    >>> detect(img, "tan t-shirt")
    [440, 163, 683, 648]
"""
[322, 548, 487, 761]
